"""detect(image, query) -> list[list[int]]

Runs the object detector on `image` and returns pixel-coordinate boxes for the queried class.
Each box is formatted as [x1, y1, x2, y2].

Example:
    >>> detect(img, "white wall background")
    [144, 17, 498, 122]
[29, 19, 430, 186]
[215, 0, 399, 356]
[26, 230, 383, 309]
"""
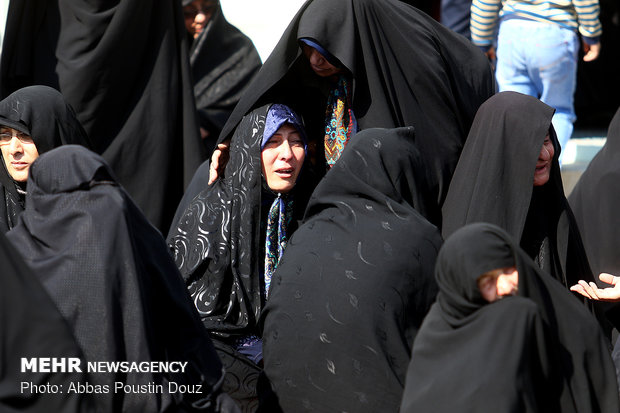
[220, 0, 307, 62]
[0, 0, 9, 53]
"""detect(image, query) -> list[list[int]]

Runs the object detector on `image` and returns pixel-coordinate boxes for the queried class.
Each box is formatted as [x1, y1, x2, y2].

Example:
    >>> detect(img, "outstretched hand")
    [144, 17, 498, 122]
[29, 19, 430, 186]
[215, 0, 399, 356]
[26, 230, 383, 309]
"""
[208, 140, 231, 185]
[570, 273, 620, 302]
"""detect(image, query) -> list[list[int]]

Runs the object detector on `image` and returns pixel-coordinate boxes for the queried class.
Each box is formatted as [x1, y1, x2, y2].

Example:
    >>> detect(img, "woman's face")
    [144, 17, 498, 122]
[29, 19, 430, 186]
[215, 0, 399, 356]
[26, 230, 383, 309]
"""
[533, 133, 554, 187]
[478, 266, 519, 302]
[302, 44, 344, 78]
[183, 0, 217, 38]
[261, 123, 305, 193]
[0, 127, 39, 182]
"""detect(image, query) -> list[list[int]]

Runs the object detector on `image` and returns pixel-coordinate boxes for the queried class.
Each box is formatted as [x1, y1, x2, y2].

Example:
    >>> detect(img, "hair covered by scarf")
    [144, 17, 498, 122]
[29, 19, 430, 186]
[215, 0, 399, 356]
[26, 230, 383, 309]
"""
[262, 104, 307, 297]
[261, 103, 308, 150]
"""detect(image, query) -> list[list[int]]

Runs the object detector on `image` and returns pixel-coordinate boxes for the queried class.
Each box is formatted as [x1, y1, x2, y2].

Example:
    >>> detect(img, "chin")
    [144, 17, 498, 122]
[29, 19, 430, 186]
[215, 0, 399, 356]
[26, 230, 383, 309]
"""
[275, 187, 294, 194]
[273, 183, 295, 194]
[533, 176, 550, 187]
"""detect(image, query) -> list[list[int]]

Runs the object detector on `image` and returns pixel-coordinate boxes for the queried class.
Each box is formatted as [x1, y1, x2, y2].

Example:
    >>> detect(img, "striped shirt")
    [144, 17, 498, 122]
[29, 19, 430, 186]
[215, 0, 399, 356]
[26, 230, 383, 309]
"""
[471, 0, 602, 47]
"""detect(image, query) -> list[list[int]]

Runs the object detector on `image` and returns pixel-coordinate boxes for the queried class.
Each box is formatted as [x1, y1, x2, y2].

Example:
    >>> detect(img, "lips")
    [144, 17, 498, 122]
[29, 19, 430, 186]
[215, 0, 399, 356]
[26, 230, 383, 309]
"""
[11, 162, 29, 169]
[275, 168, 294, 177]
[535, 163, 549, 174]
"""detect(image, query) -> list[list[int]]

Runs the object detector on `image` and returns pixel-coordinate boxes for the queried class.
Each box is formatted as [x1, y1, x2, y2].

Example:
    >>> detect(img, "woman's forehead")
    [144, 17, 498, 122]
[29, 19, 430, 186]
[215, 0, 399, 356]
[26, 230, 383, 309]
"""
[274, 123, 299, 133]
[0, 126, 27, 135]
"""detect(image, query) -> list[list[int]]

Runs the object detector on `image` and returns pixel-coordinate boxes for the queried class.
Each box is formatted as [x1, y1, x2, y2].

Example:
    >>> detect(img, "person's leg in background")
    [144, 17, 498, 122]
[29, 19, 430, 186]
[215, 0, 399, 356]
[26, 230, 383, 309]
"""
[495, 20, 538, 98]
[535, 25, 579, 163]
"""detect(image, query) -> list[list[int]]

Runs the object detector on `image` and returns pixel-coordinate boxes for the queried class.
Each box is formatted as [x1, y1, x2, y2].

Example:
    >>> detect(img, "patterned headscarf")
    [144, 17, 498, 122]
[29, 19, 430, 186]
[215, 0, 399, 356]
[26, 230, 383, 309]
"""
[262, 104, 306, 297]
[261, 103, 307, 150]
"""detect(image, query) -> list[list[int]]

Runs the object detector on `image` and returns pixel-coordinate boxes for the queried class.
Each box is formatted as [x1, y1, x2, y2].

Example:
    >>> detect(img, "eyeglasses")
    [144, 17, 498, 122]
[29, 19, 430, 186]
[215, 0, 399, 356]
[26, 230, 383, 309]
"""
[0, 130, 34, 145]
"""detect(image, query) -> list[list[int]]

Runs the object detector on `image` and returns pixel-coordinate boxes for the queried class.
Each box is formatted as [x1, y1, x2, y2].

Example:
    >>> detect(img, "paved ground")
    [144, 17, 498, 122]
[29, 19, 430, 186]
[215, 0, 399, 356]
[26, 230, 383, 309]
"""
[561, 127, 607, 196]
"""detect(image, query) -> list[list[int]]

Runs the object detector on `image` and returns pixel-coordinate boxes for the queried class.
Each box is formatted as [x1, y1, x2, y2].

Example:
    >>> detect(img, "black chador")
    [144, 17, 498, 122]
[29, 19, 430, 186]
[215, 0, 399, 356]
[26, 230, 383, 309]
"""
[260, 127, 442, 412]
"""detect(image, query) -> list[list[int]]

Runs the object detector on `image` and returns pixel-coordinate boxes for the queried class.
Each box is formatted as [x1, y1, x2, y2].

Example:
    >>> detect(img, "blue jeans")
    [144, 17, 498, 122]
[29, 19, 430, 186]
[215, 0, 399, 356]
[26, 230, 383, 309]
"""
[495, 19, 579, 162]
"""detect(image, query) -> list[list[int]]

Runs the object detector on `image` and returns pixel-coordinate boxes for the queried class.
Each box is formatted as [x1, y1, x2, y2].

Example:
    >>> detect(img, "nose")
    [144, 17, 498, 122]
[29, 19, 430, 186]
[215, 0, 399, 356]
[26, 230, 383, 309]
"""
[308, 49, 325, 67]
[496, 277, 515, 296]
[278, 140, 293, 160]
[8, 137, 23, 154]
[539, 143, 553, 161]
[194, 11, 206, 24]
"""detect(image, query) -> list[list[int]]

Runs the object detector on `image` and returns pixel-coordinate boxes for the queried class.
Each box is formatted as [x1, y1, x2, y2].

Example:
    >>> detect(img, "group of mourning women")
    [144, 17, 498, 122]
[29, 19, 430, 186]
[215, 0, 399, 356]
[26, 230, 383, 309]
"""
[2, 0, 620, 412]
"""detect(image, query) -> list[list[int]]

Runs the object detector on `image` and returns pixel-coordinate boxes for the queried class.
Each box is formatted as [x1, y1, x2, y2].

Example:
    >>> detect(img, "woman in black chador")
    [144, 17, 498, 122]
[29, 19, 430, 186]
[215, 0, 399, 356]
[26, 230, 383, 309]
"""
[6, 145, 234, 413]
[569, 107, 620, 279]
[400, 223, 620, 413]
[0, 85, 91, 232]
[259, 127, 442, 412]
[441, 91, 595, 291]
[167, 104, 316, 411]
[568, 107, 620, 342]
[1, 0, 204, 232]
[211, 0, 494, 213]
[182, 0, 262, 153]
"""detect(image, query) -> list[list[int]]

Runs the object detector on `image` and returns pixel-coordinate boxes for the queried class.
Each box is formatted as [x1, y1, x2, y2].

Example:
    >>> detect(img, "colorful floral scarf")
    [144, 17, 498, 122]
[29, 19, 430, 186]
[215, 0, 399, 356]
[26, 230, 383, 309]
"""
[264, 193, 294, 298]
[324, 75, 357, 168]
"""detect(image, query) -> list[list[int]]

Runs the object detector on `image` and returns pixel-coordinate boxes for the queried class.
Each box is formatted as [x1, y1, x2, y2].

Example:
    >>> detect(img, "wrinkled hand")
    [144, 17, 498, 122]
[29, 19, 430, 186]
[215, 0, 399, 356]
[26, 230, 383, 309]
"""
[570, 273, 620, 302]
[582, 41, 601, 62]
[208, 140, 231, 185]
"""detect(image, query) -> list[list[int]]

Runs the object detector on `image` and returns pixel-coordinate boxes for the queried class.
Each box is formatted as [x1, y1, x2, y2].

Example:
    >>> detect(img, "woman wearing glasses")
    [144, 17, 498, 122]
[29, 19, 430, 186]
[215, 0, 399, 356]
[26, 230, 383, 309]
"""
[0, 85, 92, 232]
[0, 129, 38, 184]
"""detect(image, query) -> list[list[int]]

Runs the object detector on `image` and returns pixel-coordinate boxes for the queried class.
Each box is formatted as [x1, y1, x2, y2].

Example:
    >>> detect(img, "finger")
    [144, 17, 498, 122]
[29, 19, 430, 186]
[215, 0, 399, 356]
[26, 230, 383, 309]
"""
[208, 150, 222, 185]
[208, 160, 219, 185]
[208, 140, 230, 185]
[580, 280, 598, 300]
[216, 140, 231, 153]
[570, 283, 589, 297]
[208, 167, 217, 185]
[599, 273, 617, 286]
[574, 280, 596, 300]
[588, 282, 602, 300]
